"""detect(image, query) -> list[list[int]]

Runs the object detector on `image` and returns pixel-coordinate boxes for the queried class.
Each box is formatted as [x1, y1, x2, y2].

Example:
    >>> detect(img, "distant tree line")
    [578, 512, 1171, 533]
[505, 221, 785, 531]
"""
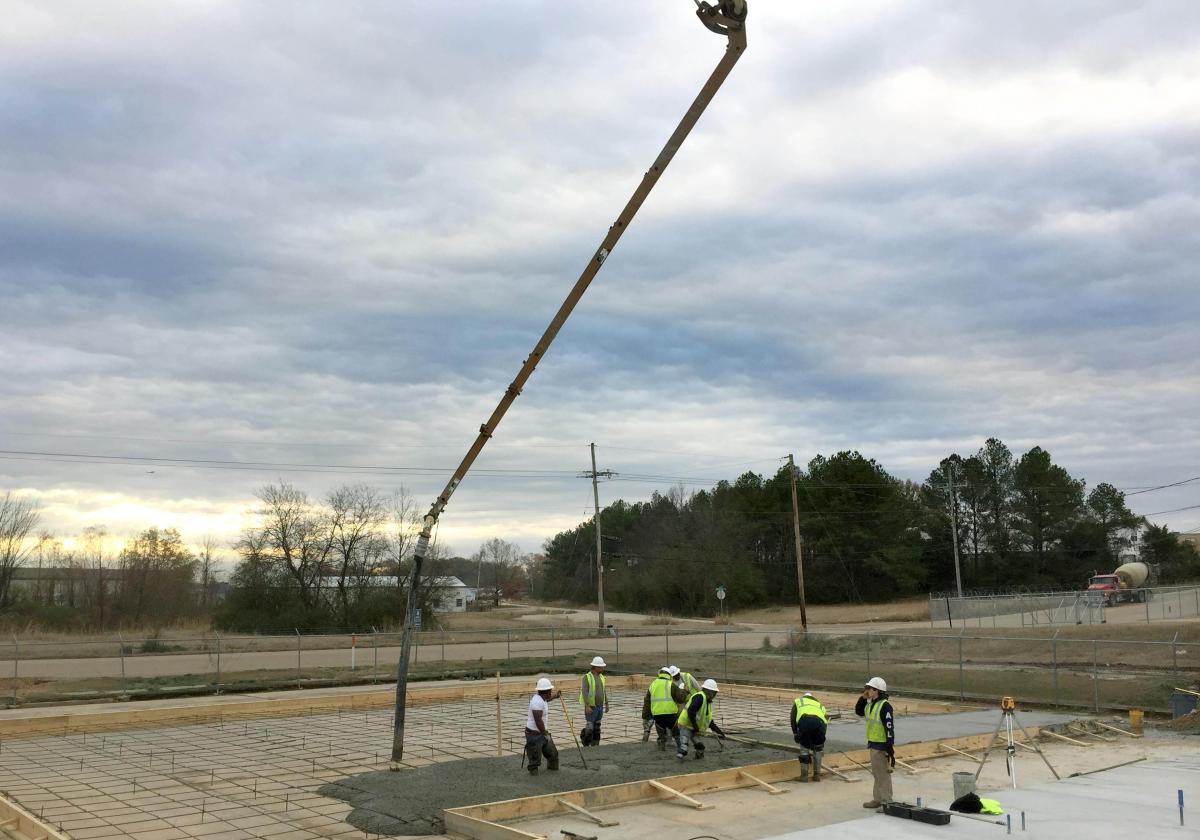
[533, 439, 1200, 614]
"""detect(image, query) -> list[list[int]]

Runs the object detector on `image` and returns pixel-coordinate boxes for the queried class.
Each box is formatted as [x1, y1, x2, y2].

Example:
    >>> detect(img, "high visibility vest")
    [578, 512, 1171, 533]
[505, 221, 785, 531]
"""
[865, 699, 888, 744]
[677, 691, 713, 733]
[794, 696, 828, 724]
[648, 675, 678, 716]
[979, 798, 1004, 815]
[579, 671, 606, 706]
[679, 672, 700, 694]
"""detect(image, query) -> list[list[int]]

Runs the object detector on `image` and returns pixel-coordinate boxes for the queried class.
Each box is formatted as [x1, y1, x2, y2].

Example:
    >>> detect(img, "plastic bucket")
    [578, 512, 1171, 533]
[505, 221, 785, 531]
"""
[1128, 708, 1144, 735]
[952, 771, 976, 800]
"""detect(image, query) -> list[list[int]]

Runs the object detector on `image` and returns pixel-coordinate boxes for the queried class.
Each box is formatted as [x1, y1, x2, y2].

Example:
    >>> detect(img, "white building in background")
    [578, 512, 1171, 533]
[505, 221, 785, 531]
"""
[315, 575, 476, 613]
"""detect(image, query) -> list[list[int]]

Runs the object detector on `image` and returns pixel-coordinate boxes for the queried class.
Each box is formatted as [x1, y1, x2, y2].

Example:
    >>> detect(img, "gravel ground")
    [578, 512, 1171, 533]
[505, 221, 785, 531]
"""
[321, 736, 794, 835]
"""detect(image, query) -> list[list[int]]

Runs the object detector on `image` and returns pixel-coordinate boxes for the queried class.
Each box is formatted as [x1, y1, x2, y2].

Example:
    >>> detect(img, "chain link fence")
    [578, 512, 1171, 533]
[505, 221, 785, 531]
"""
[929, 585, 1200, 628]
[3, 624, 1196, 714]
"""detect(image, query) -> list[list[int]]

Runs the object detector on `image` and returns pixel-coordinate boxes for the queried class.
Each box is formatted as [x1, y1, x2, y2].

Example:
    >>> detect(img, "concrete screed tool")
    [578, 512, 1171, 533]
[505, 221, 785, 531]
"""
[390, 0, 749, 763]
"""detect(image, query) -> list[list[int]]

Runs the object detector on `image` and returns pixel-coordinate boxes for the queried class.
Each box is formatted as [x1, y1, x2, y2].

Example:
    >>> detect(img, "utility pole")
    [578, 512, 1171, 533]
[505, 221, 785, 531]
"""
[581, 443, 616, 632]
[787, 454, 808, 631]
[947, 461, 964, 599]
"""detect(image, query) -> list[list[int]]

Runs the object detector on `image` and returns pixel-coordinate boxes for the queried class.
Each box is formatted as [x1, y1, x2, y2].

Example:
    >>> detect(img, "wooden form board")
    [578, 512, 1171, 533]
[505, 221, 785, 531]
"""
[0, 790, 71, 840]
[0, 675, 649, 739]
[444, 726, 1050, 840]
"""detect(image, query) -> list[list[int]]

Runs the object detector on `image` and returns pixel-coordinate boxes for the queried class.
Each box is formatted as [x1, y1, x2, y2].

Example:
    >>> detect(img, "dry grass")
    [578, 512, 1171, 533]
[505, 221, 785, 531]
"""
[731, 597, 930, 625]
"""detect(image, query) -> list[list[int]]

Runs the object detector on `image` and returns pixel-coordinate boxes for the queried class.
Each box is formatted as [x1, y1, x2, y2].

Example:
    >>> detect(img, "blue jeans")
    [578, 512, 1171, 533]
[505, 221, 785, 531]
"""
[583, 706, 604, 745]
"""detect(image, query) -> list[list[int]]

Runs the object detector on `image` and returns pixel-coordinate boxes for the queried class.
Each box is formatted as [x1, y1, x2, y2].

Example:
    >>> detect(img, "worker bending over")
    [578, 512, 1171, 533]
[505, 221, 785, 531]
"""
[676, 678, 726, 760]
[579, 655, 608, 746]
[642, 666, 684, 751]
[790, 691, 828, 782]
[855, 676, 895, 808]
[671, 665, 701, 695]
[525, 677, 560, 775]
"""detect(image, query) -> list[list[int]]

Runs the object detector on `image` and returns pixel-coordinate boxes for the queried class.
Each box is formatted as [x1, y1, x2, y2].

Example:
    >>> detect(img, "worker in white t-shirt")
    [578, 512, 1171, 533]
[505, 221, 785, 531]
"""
[525, 677, 561, 775]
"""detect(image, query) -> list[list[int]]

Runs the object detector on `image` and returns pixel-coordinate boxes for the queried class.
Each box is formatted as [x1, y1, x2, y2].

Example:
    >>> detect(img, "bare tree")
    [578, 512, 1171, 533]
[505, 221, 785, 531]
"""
[327, 484, 388, 625]
[388, 485, 421, 593]
[476, 538, 524, 607]
[198, 534, 220, 610]
[0, 492, 40, 607]
[251, 482, 331, 608]
[80, 525, 108, 626]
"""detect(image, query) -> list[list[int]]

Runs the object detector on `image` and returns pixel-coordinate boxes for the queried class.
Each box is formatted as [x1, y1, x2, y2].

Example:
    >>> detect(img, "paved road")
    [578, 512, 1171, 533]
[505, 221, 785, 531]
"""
[1, 628, 791, 681]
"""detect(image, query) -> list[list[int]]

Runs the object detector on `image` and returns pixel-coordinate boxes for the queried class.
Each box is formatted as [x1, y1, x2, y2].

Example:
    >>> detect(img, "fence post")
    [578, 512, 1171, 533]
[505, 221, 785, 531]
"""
[1172, 632, 1180, 677]
[789, 628, 795, 687]
[295, 629, 301, 690]
[665, 627, 670, 660]
[441, 629, 446, 662]
[551, 628, 555, 657]
[1146, 595, 1151, 624]
[992, 596, 997, 629]
[372, 627, 379, 684]
[10, 635, 16, 707]
[1092, 639, 1100, 712]
[118, 632, 127, 698]
[723, 631, 728, 682]
[1051, 630, 1059, 708]
[506, 630, 511, 661]
[958, 630, 965, 701]
[865, 631, 871, 675]
[215, 632, 222, 695]
[614, 627, 620, 659]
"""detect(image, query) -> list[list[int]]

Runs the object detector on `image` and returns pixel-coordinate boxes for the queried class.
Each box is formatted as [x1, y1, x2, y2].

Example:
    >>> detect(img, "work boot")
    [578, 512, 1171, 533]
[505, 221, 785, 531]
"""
[812, 752, 822, 782]
[528, 767, 538, 776]
[657, 739, 666, 752]
[862, 801, 881, 809]
[799, 761, 808, 782]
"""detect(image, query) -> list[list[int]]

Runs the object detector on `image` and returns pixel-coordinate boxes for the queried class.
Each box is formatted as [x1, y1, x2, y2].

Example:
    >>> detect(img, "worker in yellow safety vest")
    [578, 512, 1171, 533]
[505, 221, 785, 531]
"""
[790, 691, 828, 782]
[676, 678, 726, 761]
[854, 676, 895, 808]
[578, 656, 608, 746]
[641, 667, 682, 751]
[670, 665, 701, 696]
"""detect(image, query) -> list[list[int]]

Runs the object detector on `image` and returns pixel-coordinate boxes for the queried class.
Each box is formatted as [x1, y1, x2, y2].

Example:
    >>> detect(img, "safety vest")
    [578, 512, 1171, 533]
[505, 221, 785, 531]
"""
[648, 675, 678, 716]
[677, 690, 713, 733]
[679, 671, 700, 694]
[579, 671, 606, 706]
[979, 798, 1004, 815]
[794, 696, 828, 724]
[865, 698, 888, 743]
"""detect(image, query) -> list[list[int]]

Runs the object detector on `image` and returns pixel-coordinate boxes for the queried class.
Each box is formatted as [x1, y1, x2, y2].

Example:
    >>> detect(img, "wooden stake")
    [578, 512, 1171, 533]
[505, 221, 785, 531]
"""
[648, 779, 713, 810]
[1094, 720, 1139, 739]
[557, 798, 619, 827]
[938, 742, 982, 763]
[495, 672, 502, 756]
[1040, 729, 1091, 747]
[737, 770, 786, 795]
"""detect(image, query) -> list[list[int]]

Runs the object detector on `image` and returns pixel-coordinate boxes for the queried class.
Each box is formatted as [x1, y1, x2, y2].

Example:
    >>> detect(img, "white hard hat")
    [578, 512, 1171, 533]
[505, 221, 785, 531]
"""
[865, 677, 887, 692]
[536, 677, 555, 691]
[667, 665, 681, 677]
[803, 691, 814, 698]
[659, 665, 672, 673]
[701, 678, 719, 692]
[590, 656, 607, 668]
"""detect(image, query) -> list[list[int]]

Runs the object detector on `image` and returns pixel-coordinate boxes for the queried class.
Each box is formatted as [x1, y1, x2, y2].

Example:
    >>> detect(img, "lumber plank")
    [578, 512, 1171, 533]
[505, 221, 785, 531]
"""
[737, 770, 786, 795]
[938, 742, 982, 763]
[444, 810, 546, 840]
[648, 779, 713, 810]
[1093, 720, 1139, 738]
[1040, 729, 1091, 747]
[556, 799, 619, 827]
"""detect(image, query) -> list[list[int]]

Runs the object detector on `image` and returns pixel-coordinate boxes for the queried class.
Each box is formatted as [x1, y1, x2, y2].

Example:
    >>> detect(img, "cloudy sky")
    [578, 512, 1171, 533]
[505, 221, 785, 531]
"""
[2, 1, 1199, 561]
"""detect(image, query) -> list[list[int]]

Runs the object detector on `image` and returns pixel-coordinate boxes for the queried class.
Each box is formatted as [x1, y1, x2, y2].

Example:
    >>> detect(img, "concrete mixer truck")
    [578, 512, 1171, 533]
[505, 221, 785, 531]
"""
[1087, 561, 1156, 606]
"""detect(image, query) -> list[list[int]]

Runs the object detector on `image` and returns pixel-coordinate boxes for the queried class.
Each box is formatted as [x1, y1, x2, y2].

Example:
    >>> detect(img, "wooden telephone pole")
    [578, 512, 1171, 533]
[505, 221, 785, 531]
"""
[788, 454, 808, 631]
[582, 443, 616, 631]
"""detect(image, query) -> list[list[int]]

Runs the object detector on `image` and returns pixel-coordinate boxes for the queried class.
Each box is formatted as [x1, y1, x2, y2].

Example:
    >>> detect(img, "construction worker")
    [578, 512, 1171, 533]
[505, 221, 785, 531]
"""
[790, 691, 828, 782]
[525, 677, 560, 775]
[855, 676, 895, 808]
[641, 666, 682, 751]
[579, 655, 608, 746]
[676, 678, 726, 761]
[670, 665, 701, 696]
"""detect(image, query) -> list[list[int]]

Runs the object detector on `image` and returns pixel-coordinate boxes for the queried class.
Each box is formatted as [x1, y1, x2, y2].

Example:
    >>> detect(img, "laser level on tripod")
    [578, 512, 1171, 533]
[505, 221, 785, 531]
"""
[974, 696, 1059, 788]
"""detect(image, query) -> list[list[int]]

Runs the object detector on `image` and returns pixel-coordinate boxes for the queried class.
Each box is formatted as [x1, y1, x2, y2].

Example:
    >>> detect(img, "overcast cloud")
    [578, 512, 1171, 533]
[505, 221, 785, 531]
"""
[2, 1, 1198, 559]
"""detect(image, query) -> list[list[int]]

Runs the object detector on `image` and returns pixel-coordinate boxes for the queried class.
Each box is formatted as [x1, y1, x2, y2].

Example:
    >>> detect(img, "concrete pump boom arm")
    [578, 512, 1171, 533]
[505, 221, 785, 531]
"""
[391, 0, 748, 762]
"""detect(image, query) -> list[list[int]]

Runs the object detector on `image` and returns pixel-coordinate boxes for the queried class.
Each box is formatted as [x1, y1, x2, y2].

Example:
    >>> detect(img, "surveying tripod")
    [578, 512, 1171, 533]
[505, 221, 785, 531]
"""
[974, 697, 1059, 788]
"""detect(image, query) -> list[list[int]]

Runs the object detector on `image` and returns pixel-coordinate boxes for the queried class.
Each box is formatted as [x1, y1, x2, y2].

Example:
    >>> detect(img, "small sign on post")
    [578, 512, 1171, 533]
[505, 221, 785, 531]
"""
[716, 585, 726, 618]
[414, 609, 422, 629]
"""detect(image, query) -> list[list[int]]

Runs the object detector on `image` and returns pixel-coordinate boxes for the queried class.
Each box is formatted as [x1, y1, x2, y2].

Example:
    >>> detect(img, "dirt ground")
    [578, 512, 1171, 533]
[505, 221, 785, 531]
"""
[321, 737, 788, 835]
[732, 598, 930, 625]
